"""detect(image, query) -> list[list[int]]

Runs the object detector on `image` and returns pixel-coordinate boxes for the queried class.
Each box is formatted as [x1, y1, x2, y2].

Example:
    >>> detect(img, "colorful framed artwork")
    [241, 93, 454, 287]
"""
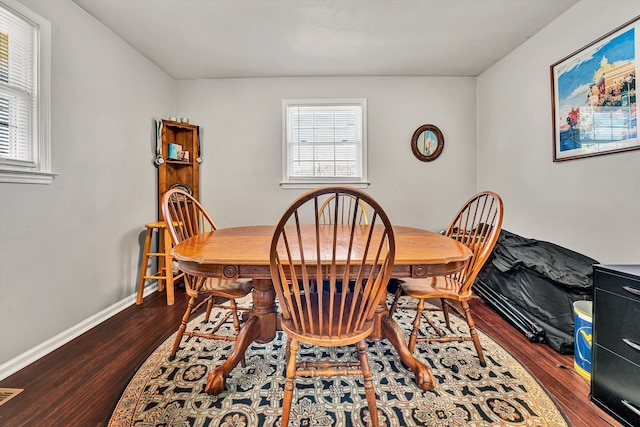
[551, 16, 639, 162]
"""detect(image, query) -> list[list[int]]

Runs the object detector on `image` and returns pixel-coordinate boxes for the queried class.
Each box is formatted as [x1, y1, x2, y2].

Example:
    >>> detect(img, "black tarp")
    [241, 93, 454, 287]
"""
[475, 229, 598, 354]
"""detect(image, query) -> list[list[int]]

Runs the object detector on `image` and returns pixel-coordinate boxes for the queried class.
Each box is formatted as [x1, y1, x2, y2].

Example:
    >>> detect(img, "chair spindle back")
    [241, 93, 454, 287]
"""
[318, 193, 369, 225]
[446, 191, 504, 292]
[162, 189, 218, 291]
[270, 186, 395, 341]
[161, 189, 217, 246]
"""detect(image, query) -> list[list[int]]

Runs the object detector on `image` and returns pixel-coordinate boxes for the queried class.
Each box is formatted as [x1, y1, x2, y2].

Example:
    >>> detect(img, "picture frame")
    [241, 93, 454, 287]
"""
[551, 16, 639, 162]
[411, 124, 444, 162]
[178, 150, 190, 162]
[168, 143, 182, 160]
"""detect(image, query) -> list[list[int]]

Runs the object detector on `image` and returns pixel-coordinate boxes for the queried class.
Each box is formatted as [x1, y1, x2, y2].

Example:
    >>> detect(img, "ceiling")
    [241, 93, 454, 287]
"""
[71, 0, 580, 80]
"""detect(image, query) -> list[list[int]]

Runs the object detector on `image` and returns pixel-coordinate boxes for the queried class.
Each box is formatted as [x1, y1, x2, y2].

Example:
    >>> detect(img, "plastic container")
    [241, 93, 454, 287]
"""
[573, 300, 593, 380]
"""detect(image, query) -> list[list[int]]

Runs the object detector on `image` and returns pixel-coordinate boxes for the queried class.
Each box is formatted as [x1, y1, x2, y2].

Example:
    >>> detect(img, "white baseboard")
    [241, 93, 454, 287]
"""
[0, 284, 158, 381]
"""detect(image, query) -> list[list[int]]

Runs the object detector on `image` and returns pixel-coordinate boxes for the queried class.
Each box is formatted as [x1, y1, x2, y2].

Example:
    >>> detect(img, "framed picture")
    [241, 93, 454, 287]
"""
[551, 16, 639, 162]
[411, 124, 444, 162]
[168, 143, 182, 160]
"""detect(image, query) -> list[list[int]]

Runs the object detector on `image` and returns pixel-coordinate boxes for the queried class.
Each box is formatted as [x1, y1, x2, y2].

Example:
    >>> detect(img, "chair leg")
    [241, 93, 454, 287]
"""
[161, 226, 175, 305]
[136, 227, 153, 305]
[408, 298, 425, 353]
[170, 296, 196, 358]
[281, 338, 298, 427]
[441, 298, 450, 327]
[357, 340, 379, 427]
[227, 297, 247, 367]
[388, 286, 403, 315]
[461, 300, 486, 367]
[204, 296, 214, 323]
[285, 336, 292, 366]
[230, 298, 241, 333]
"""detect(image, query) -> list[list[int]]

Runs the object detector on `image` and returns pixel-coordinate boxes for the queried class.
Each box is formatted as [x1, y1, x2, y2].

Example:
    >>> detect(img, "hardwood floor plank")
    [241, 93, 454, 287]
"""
[0, 290, 189, 426]
[0, 290, 620, 426]
[469, 299, 620, 427]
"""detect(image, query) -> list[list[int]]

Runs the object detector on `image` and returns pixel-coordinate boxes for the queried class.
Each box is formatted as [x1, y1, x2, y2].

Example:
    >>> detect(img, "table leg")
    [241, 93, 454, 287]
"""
[370, 300, 436, 391]
[380, 313, 435, 391]
[206, 316, 260, 394]
[205, 278, 277, 395]
[249, 278, 278, 343]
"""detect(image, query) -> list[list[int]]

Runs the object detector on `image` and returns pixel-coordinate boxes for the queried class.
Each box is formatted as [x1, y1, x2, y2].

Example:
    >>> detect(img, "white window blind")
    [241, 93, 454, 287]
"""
[282, 99, 368, 188]
[0, 0, 52, 184]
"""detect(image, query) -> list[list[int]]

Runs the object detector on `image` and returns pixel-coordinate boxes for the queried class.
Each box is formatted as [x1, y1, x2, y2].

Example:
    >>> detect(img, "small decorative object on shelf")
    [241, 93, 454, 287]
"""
[196, 127, 202, 163]
[168, 143, 182, 160]
[154, 119, 165, 166]
[178, 150, 189, 162]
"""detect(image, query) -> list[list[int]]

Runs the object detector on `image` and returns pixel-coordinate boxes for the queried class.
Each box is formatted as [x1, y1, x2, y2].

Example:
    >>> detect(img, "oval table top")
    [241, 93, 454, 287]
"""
[172, 224, 472, 275]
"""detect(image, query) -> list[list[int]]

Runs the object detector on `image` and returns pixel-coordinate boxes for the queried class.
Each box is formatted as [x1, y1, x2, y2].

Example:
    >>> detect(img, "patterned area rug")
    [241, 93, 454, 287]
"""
[109, 295, 569, 426]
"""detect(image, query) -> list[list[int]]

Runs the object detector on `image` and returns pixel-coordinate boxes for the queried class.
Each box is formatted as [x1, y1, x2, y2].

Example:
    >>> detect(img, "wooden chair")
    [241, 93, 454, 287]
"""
[318, 193, 369, 224]
[270, 186, 395, 427]
[389, 191, 503, 367]
[161, 188, 252, 359]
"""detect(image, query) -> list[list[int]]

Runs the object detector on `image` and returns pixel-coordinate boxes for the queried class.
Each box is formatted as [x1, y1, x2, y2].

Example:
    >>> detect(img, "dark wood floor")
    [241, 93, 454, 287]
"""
[0, 288, 621, 426]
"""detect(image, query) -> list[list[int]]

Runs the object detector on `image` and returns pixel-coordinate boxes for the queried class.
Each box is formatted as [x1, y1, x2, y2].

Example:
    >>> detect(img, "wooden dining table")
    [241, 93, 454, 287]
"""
[171, 224, 472, 395]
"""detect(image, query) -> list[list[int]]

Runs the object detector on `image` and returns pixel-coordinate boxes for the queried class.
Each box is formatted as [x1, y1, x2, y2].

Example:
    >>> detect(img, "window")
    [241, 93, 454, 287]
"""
[0, 0, 52, 184]
[281, 99, 368, 189]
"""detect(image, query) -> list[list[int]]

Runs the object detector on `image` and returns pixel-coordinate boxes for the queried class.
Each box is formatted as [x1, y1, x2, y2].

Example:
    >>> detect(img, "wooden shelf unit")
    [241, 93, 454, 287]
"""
[157, 119, 200, 219]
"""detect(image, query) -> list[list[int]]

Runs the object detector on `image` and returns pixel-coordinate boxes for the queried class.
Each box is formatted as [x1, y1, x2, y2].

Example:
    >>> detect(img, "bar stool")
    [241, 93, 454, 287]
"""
[136, 221, 184, 305]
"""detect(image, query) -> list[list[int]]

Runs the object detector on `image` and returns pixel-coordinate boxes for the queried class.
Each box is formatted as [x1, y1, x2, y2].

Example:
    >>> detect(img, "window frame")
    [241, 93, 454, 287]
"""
[281, 98, 368, 189]
[0, 0, 53, 184]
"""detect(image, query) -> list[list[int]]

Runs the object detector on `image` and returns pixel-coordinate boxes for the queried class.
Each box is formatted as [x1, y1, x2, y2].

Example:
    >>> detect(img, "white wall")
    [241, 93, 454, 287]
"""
[478, 0, 640, 263]
[0, 0, 174, 364]
[11, 0, 620, 371]
[176, 77, 478, 231]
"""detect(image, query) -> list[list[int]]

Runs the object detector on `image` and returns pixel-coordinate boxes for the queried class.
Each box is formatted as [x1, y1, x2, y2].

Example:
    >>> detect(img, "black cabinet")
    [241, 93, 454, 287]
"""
[591, 265, 640, 427]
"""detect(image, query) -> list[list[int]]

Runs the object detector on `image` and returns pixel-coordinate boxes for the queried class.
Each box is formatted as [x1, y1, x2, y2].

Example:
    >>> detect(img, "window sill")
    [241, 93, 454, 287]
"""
[280, 181, 370, 190]
[0, 169, 58, 184]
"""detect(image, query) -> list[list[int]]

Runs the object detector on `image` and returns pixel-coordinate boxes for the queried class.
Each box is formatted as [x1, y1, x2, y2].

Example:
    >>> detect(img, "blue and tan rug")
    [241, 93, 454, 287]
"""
[109, 295, 569, 426]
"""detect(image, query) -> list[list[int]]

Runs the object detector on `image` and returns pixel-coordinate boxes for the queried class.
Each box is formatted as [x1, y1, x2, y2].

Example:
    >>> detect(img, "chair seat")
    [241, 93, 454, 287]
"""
[281, 292, 374, 347]
[201, 278, 253, 299]
[397, 276, 472, 301]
